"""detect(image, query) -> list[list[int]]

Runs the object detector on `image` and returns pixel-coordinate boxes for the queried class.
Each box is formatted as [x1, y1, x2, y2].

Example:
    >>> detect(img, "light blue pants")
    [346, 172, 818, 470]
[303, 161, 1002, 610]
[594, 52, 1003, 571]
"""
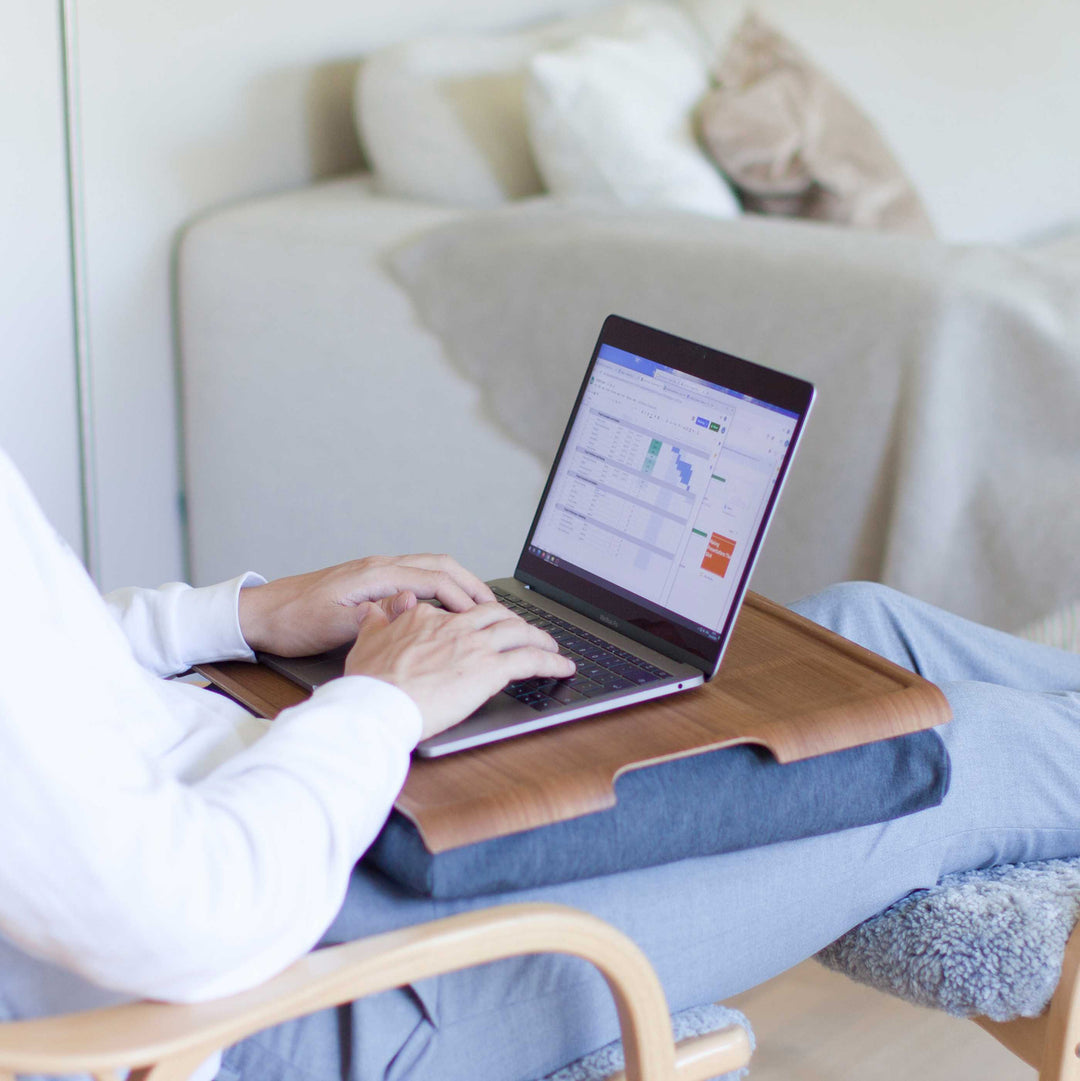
[220, 583, 1080, 1081]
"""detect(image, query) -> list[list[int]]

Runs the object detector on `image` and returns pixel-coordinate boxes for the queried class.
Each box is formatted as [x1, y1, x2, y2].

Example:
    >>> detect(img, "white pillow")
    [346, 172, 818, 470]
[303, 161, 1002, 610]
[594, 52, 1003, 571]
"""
[355, 3, 697, 207]
[524, 7, 740, 217]
[678, 0, 1080, 244]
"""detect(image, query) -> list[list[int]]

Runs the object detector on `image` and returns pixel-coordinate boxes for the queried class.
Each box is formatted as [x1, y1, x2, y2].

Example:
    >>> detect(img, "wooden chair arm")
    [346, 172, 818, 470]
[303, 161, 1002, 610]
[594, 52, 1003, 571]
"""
[974, 915, 1080, 1081]
[0, 902, 750, 1081]
[1037, 913, 1080, 1081]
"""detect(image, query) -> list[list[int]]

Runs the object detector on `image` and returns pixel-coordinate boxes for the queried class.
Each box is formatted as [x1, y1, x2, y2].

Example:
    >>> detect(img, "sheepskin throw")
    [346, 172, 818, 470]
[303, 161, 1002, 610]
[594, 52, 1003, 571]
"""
[817, 858, 1080, 1021]
[543, 1003, 753, 1081]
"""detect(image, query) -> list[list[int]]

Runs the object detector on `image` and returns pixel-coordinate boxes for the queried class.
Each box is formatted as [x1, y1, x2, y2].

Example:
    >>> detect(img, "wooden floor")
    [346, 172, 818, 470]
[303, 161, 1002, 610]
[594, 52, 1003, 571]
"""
[726, 960, 1033, 1080]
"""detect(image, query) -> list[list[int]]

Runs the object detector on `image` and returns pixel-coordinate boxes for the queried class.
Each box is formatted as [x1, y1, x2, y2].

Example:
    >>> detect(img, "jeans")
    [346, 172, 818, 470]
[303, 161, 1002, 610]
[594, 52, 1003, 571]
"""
[220, 582, 1080, 1081]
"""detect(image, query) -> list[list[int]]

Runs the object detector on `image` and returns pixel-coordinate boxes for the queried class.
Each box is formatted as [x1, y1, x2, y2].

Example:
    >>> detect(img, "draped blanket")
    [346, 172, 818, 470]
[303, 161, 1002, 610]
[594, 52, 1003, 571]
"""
[390, 203, 1080, 629]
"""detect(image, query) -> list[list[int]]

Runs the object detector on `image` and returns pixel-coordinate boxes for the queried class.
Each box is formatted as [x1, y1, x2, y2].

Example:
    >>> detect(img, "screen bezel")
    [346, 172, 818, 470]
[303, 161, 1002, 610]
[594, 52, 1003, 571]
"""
[513, 314, 815, 675]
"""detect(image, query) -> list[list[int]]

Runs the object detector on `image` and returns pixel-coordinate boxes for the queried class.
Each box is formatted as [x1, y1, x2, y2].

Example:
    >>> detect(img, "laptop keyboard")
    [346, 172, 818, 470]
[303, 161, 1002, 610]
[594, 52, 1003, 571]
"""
[492, 585, 671, 712]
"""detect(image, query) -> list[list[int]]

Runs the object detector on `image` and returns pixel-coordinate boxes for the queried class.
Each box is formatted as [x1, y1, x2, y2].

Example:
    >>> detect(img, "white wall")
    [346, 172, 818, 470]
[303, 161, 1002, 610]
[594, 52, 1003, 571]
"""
[0, 0, 84, 555]
[14, 0, 1076, 590]
[73, 0, 608, 589]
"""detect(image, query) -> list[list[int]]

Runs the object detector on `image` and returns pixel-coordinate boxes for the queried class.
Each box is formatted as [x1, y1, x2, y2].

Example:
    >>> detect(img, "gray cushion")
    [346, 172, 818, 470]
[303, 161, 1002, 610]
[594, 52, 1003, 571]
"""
[542, 1003, 753, 1081]
[368, 730, 949, 898]
[817, 857, 1080, 1021]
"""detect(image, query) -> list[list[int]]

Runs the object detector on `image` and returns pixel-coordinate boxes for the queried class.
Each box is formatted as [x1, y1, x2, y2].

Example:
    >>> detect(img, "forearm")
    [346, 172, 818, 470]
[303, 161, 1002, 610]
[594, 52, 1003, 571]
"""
[0, 677, 421, 1002]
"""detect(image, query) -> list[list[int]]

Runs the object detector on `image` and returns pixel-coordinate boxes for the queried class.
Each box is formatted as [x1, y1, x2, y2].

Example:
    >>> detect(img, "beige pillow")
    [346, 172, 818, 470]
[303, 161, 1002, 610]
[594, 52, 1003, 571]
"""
[697, 13, 934, 235]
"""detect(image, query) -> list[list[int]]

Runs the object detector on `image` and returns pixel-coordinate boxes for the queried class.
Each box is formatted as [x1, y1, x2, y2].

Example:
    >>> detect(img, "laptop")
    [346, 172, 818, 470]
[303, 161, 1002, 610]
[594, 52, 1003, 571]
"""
[261, 315, 815, 756]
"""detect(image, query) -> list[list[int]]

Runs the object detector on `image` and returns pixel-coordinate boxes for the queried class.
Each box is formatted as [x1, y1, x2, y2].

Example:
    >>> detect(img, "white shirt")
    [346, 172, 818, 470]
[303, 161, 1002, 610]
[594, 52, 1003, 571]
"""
[0, 449, 423, 1029]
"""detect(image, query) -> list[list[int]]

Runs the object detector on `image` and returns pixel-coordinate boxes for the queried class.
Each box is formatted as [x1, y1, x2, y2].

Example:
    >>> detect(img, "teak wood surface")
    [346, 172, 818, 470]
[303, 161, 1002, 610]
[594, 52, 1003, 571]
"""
[196, 592, 950, 854]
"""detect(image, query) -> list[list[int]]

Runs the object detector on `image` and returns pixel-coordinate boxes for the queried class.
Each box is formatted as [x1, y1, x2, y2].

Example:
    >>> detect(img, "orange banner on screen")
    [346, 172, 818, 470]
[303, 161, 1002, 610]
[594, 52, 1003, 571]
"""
[701, 532, 736, 577]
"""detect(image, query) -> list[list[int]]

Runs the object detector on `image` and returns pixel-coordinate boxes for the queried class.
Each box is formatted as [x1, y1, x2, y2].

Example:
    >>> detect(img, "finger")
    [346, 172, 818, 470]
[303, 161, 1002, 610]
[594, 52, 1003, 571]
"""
[359, 565, 477, 613]
[451, 600, 530, 632]
[385, 590, 417, 621]
[479, 615, 563, 654]
[373, 592, 414, 621]
[428, 576, 481, 613]
[354, 600, 390, 635]
[494, 646, 578, 685]
[398, 554, 496, 606]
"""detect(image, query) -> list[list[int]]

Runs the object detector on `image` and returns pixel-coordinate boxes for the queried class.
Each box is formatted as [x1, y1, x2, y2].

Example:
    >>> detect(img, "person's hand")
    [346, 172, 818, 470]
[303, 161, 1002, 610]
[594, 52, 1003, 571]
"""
[344, 598, 576, 740]
[237, 554, 497, 657]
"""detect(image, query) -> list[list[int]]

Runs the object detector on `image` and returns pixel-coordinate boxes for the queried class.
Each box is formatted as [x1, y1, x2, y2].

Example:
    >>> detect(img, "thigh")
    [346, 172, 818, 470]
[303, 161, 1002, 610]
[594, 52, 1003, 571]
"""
[223, 678, 1080, 1081]
[792, 582, 1080, 691]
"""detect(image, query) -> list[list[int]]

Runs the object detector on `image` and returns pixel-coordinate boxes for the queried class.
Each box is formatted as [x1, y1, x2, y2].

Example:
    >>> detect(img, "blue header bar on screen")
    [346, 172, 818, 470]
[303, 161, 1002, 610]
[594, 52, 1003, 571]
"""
[598, 344, 666, 378]
[597, 343, 799, 419]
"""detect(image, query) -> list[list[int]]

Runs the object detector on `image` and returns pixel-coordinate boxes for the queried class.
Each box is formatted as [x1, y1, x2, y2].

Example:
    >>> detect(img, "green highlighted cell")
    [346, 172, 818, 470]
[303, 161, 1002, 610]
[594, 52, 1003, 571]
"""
[642, 437, 662, 474]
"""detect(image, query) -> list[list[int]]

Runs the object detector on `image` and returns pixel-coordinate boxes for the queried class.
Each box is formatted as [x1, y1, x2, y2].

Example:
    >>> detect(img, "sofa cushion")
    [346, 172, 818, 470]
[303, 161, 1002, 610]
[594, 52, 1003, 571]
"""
[354, 2, 696, 207]
[524, 4, 740, 217]
[698, 13, 933, 235]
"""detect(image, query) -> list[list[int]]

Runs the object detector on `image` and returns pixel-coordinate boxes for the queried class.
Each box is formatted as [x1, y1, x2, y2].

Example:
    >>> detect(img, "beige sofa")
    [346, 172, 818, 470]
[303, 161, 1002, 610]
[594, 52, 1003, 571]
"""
[178, 0, 1080, 630]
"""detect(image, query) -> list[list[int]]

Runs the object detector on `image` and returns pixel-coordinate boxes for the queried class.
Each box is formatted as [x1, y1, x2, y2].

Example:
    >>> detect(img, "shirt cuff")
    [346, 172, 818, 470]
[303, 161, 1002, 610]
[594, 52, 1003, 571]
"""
[173, 572, 266, 667]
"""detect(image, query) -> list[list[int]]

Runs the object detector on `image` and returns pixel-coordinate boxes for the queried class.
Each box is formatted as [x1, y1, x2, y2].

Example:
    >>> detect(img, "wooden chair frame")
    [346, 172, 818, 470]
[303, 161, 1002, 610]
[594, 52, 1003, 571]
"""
[0, 902, 750, 1081]
[976, 918, 1080, 1080]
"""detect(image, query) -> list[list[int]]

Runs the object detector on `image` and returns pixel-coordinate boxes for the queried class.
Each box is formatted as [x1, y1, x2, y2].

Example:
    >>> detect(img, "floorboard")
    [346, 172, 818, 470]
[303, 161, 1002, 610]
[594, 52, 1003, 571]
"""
[726, 960, 1033, 1080]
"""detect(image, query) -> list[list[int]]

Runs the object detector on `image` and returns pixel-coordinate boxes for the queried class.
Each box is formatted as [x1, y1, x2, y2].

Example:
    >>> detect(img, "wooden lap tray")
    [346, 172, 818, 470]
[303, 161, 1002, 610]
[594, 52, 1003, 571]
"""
[197, 591, 950, 854]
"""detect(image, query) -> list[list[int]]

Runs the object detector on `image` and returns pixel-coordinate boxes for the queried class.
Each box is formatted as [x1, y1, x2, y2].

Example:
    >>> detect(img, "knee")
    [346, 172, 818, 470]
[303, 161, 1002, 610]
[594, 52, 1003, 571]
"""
[791, 581, 902, 629]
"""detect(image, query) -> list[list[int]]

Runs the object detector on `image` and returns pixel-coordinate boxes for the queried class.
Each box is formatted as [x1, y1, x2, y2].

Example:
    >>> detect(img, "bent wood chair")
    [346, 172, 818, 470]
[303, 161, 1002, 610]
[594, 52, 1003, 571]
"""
[0, 902, 751, 1081]
[976, 916, 1080, 1081]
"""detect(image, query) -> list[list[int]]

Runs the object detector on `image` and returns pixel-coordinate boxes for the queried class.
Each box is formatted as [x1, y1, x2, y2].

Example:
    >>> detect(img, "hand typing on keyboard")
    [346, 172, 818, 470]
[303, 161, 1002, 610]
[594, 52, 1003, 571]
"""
[492, 586, 668, 713]
[344, 594, 575, 739]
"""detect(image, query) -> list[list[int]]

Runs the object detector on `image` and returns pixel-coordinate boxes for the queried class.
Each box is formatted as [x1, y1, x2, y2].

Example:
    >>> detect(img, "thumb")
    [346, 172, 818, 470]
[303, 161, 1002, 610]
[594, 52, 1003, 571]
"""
[354, 600, 390, 635]
[386, 590, 418, 619]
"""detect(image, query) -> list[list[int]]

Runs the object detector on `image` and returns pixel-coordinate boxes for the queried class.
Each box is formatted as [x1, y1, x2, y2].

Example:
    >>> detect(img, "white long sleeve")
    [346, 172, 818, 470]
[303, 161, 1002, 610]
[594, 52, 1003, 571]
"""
[103, 572, 266, 678]
[0, 450, 423, 1016]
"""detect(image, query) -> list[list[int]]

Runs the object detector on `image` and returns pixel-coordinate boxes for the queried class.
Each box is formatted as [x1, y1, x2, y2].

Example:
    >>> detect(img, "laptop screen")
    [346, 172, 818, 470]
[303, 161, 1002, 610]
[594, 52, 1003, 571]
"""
[516, 316, 814, 674]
